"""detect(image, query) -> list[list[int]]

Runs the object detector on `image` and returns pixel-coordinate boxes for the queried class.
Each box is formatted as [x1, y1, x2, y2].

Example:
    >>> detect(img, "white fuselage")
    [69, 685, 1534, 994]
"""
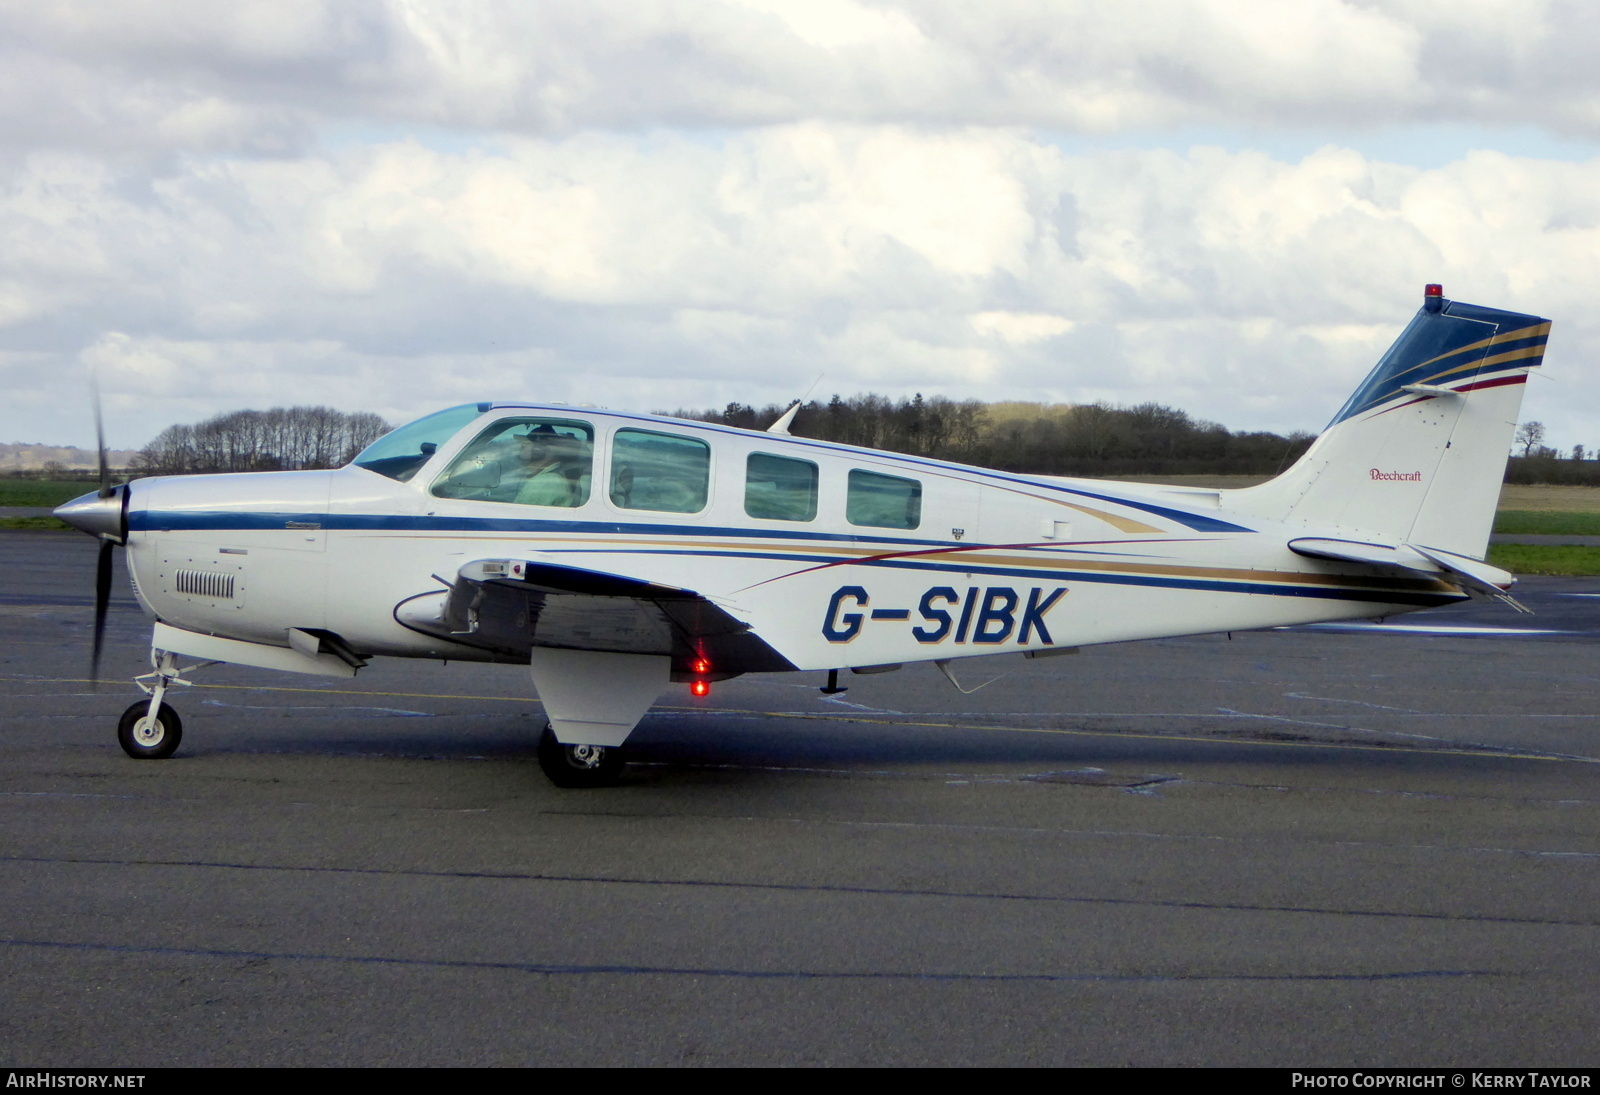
[120, 404, 1462, 675]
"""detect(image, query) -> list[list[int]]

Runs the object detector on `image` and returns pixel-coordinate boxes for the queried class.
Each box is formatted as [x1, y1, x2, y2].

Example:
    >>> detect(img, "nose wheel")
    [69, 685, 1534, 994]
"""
[115, 647, 203, 760]
[537, 725, 625, 788]
[117, 700, 183, 759]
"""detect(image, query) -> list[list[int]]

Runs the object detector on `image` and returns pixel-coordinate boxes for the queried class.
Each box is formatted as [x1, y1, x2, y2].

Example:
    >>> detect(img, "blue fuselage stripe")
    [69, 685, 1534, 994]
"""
[129, 511, 1452, 605]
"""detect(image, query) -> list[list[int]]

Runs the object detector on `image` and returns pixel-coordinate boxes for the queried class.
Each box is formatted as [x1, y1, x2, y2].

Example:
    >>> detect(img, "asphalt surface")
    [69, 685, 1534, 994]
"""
[2, 530, 1598, 1067]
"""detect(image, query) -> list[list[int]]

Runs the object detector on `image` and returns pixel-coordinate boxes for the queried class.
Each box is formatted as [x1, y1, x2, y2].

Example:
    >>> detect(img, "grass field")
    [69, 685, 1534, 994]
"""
[1487, 544, 1600, 576]
[1493, 511, 1600, 535]
[0, 479, 101, 507]
[1496, 484, 1600, 513]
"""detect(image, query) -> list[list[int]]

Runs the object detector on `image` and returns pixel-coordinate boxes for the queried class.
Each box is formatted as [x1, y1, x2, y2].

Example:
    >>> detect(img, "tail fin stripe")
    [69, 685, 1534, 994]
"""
[1343, 340, 1546, 421]
[1471, 344, 1547, 370]
[1411, 322, 1551, 372]
[1419, 346, 1546, 386]
[1369, 367, 1534, 420]
[1450, 374, 1528, 396]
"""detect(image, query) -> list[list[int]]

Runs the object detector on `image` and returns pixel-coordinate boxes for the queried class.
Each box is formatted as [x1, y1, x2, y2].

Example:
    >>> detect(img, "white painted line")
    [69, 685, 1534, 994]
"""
[1291, 623, 1569, 636]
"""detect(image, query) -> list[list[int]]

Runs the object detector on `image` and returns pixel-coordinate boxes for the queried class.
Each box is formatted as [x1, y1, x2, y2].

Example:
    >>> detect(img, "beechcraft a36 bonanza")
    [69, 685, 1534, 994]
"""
[57, 285, 1551, 786]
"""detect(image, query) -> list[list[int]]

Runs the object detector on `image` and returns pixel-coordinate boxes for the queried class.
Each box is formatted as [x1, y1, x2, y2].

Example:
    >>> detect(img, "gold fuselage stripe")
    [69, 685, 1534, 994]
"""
[355, 530, 1453, 594]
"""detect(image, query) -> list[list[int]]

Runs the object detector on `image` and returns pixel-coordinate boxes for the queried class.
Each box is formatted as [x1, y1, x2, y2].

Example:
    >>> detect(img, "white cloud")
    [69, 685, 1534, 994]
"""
[0, 3, 1595, 454]
[1, 124, 1593, 451]
[3, 1, 1600, 156]
[971, 312, 1075, 344]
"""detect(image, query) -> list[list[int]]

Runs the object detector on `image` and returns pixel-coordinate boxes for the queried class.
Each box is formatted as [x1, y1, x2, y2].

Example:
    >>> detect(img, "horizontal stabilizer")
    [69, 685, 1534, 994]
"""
[1288, 537, 1438, 572]
[1288, 536, 1522, 609]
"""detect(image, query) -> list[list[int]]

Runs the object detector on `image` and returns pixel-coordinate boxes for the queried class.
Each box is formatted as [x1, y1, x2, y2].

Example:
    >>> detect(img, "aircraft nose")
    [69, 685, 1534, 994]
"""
[54, 487, 127, 541]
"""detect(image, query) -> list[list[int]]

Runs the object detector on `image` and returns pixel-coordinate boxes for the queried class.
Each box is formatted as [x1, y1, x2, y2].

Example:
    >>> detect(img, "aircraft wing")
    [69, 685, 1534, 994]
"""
[395, 558, 796, 677]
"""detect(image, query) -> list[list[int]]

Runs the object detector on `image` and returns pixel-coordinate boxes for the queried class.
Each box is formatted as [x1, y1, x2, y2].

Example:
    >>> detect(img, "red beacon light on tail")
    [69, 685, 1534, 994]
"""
[1424, 283, 1444, 314]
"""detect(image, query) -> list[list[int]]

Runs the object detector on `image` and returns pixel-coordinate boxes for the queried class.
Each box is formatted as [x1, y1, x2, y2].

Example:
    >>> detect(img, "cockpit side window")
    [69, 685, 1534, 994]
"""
[610, 429, 710, 514]
[745, 452, 818, 522]
[351, 403, 488, 482]
[431, 418, 595, 507]
[847, 469, 922, 529]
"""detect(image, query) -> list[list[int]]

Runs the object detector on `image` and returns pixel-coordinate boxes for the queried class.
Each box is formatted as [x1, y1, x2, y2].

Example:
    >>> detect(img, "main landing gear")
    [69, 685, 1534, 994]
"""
[116, 649, 205, 760]
[537, 724, 626, 788]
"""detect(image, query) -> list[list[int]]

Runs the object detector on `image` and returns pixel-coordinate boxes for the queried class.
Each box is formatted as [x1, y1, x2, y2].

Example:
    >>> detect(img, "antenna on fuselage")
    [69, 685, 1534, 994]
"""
[766, 375, 823, 436]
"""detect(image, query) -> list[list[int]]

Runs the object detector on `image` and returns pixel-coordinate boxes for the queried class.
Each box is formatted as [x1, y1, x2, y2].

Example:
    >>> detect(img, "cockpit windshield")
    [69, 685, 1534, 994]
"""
[350, 403, 489, 482]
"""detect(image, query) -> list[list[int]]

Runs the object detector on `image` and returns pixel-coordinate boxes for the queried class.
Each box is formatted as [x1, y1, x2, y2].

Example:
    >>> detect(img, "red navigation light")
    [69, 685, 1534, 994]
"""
[690, 679, 711, 697]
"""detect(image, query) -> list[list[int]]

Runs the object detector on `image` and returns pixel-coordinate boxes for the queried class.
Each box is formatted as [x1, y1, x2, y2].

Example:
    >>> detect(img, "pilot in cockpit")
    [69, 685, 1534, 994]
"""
[432, 421, 592, 507]
[508, 425, 589, 507]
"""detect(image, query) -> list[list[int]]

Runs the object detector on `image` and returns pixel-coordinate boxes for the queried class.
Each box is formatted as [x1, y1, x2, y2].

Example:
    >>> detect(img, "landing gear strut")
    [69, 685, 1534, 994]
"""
[537, 724, 625, 788]
[117, 649, 206, 760]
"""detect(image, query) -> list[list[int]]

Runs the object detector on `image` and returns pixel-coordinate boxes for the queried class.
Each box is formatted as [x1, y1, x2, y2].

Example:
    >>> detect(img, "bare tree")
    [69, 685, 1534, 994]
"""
[1515, 420, 1546, 457]
[135, 407, 391, 475]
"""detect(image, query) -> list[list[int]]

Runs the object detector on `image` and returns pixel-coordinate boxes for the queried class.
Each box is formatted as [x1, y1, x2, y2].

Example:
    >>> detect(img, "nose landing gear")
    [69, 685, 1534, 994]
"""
[115, 649, 206, 760]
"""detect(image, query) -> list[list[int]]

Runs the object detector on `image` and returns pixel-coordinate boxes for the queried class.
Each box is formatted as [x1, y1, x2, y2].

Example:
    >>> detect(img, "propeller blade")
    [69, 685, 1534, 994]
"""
[91, 537, 113, 689]
[92, 372, 111, 498]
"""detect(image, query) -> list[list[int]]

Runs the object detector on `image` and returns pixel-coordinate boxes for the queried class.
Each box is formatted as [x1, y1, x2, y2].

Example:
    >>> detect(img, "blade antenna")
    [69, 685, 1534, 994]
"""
[765, 374, 825, 436]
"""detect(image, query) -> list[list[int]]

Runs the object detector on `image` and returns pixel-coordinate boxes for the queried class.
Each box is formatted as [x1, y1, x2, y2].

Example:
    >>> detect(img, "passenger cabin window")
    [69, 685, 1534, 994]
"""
[610, 429, 710, 513]
[430, 418, 594, 507]
[745, 452, 818, 522]
[847, 469, 922, 530]
[351, 403, 488, 482]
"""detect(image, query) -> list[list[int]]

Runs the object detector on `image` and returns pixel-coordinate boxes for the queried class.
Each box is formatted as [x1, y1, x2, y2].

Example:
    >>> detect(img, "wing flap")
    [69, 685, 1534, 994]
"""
[399, 558, 795, 675]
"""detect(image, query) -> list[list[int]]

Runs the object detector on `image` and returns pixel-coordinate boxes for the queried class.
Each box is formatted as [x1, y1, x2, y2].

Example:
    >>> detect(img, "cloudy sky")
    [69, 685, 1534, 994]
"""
[2, 0, 1596, 453]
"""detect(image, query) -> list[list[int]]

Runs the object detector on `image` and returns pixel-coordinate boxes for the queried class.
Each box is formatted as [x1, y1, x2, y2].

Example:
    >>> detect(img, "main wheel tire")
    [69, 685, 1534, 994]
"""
[537, 724, 625, 788]
[117, 700, 182, 760]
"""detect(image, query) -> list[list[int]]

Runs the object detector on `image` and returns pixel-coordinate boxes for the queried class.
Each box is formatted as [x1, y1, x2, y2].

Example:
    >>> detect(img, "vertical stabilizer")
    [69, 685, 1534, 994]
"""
[1228, 286, 1550, 559]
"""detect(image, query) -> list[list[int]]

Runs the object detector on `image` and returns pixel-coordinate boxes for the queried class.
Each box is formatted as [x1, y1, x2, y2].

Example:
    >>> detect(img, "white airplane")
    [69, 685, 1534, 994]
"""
[57, 285, 1550, 786]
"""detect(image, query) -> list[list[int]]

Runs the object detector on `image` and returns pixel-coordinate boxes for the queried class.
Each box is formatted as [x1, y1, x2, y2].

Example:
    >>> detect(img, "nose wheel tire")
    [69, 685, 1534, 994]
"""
[117, 701, 183, 760]
[538, 725, 625, 788]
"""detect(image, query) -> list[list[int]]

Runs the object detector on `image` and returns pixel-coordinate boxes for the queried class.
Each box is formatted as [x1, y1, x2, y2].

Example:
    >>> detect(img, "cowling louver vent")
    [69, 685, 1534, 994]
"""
[175, 568, 235, 599]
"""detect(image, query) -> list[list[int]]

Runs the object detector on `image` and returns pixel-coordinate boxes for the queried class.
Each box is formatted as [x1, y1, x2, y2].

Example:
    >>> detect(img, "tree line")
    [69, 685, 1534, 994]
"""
[127, 398, 1594, 484]
[671, 394, 1316, 478]
[135, 407, 391, 475]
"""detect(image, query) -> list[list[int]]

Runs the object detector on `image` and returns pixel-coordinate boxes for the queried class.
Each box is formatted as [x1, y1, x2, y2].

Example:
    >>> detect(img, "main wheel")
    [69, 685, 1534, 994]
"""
[537, 725, 625, 788]
[117, 700, 183, 760]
